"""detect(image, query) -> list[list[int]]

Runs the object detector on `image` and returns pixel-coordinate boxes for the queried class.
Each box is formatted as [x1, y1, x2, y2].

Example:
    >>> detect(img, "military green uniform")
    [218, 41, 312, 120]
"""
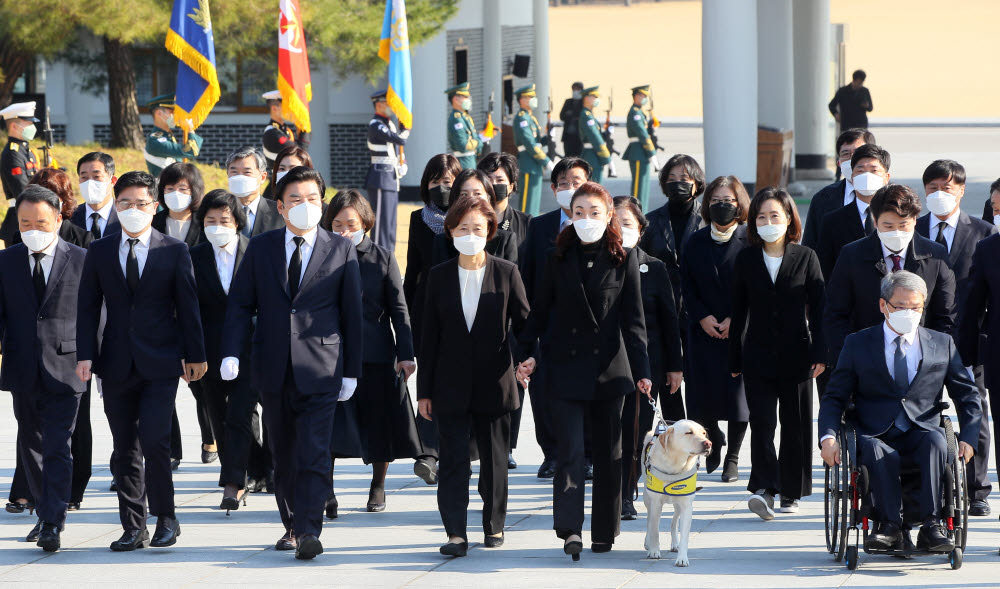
[578, 87, 610, 183]
[623, 86, 657, 212]
[513, 84, 552, 217]
[143, 94, 203, 177]
[445, 82, 481, 170]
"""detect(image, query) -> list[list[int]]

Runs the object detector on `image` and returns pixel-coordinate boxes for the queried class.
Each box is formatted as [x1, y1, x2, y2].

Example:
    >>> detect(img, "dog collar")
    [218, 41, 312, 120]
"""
[643, 441, 700, 496]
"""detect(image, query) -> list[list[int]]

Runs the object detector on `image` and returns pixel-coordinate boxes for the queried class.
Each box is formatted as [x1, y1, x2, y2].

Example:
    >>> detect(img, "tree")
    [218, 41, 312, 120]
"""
[0, 3, 76, 106]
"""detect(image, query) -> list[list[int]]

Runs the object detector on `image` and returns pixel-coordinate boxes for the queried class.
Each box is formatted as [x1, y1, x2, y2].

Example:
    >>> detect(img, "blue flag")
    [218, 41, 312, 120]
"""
[166, 0, 221, 130]
[378, 0, 413, 129]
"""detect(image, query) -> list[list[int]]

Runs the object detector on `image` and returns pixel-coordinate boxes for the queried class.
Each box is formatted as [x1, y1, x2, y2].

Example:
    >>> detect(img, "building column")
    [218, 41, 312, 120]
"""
[792, 0, 832, 177]
[311, 67, 331, 187]
[702, 0, 758, 192]
[483, 0, 503, 151]
[757, 0, 794, 132]
[533, 0, 551, 117]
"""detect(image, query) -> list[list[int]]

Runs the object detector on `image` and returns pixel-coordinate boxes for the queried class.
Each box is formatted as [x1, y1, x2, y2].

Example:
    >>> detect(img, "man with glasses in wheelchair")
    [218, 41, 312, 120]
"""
[819, 271, 981, 553]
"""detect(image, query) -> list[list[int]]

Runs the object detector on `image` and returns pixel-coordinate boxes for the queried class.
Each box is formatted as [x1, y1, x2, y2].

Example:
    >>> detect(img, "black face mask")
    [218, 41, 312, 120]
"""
[492, 183, 509, 202]
[709, 202, 738, 226]
[664, 181, 694, 202]
[430, 185, 451, 210]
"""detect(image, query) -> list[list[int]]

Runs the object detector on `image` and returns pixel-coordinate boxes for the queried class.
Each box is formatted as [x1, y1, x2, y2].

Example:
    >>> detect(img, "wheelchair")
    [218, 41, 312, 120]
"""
[823, 402, 968, 570]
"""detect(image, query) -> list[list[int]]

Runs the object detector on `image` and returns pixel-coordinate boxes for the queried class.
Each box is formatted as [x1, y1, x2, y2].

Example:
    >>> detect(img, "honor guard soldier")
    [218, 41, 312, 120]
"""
[445, 82, 481, 170]
[0, 101, 40, 244]
[512, 84, 555, 217]
[623, 85, 658, 212]
[578, 86, 611, 184]
[144, 94, 203, 178]
[366, 89, 409, 250]
[261, 90, 305, 170]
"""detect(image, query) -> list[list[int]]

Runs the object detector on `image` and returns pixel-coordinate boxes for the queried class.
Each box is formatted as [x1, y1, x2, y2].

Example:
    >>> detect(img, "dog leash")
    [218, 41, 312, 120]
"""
[629, 392, 675, 500]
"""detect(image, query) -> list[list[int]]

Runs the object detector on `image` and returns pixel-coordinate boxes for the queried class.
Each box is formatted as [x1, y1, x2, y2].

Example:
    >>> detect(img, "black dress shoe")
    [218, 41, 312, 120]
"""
[5, 501, 27, 514]
[439, 540, 468, 557]
[564, 537, 583, 561]
[507, 453, 517, 469]
[537, 459, 556, 479]
[275, 530, 296, 551]
[970, 499, 991, 516]
[865, 521, 903, 551]
[917, 521, 955, 552]
[366, 486, 386, 513]
[591, 542, 612, 553]
[584, 461, 594, 481]
[414, 457, 438, 485]
[484, 533, 504, 548]
[245, 478, 261, 493]
[705, 448, 722, 474]
[150, 516, 181, 547]
[295, 534, 323, 560]
[26, 519, 43, 542]
[221, 490, 248, 515]
[720, 455, 739, 482]
[110, 528, 150, 551]
[201, 448, 219, 464]
[325, 493, 339, 519]
[621, 499, 637, 520]
[37, 523, 61, 552]
[170, 458, 181, 471]
[67, 502, 81, 511]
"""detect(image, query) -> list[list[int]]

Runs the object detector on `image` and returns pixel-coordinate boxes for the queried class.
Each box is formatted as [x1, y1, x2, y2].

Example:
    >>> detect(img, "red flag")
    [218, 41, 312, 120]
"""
[278, 0, 312, 133]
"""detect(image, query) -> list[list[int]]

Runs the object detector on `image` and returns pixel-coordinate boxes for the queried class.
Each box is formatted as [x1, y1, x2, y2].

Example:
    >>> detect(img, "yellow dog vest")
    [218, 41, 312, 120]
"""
[643, 441, 700, 496]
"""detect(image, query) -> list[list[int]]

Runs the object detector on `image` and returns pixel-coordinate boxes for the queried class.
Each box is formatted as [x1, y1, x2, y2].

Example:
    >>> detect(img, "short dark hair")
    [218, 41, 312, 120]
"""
[746, 187, 802, 247]
[612, 195, 648, 233]
[850, 143, 891, 173]
[274, 166, 326, 202]
[701, 176, 751, 225]
[321, 188, 376, 232]
[77, 151, 115, 177]
[450, 168, 497, 208]
[852, 69, 866, 82]
[572, 82, 584, 91]
[419, 154, 462, 205]
[870, 184, 922, 220]
[922, 159, 966, 187]
[197, 189, 247, 232]
[835, 128, 876, 154]
[443, 194, 498, 240]
[158, 162, 205, 212]
[114, 171, 157, 200]
[272, 144, 313, 178]
[550, 156, 592, 186]
[991, 178, 1000, 195]
[477, 152, 520, 195]
[15, 184, 61, 214]
[660, 154, 706, 198]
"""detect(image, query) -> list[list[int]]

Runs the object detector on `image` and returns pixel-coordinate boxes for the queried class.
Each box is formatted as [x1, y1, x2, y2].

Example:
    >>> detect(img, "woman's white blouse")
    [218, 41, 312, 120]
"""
[762, 251, 783, 283]
[458, 265, 486, 331]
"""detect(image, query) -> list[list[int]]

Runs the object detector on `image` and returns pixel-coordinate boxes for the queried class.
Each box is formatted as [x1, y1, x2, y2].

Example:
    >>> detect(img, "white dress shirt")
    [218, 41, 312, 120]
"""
[855, 197, 871, 226]
[27, 235, 59, 282]
[86, 200, 114, 234]
[843, 181, 855, 207]
[929, 209, 959, 253]
[458, 264, 486, 332]
[119, 227, 152, 276]
[215, 238, 238, 294]
[880, 241, 908, 270]
[883, 321, 922, 385]
[242, 195, 261, 233]
[165, 216, 191, 241]
[762, 251, 782, 283]
[284, 227, 317, 281]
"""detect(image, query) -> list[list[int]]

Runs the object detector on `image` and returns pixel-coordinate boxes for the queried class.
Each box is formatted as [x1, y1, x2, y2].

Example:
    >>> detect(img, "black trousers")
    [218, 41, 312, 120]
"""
[102, 372, 179, 531]
[189, 380, 217, 446]
[11, 388, 82, 527]
[966, 366, 991, 501]
[248, 406, 272, 481]
[744, 375, 813, 500]
[509, 384, 525, 450]
[552, 395, 624, 544]
[859, 424, 947, 525]
[528, 356, 559, 461]
[621, 391, 653, 500]
[201, 374, 259, 488]
[261, 362, 337, 539]
[437, 411, 510, 540]
[70, 386, 93, 503]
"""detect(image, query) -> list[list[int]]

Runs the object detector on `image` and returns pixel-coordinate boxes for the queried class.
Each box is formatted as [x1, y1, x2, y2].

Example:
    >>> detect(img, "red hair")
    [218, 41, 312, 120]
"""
[30, 168, 76, 220]
[555, 181, 625, 266]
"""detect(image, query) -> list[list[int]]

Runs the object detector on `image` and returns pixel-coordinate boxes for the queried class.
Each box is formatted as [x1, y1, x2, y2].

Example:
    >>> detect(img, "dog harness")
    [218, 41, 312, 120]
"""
[643, 440, 700, 497]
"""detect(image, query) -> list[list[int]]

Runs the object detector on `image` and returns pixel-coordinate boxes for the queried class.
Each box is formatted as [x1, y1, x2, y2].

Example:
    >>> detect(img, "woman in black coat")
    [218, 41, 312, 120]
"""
[613, 196, 684, 520]
[418, 195, 530, 557]
[320, 189, 420, 514]
[519, 182, 652, 559]
[730, 188, 825, 518]
[430, 169, 520, 265]
[679, 175, 751, 482]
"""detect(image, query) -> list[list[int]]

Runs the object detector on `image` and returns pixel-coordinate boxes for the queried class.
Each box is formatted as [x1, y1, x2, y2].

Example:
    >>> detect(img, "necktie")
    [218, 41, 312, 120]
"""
[289, 236, 304, 299]
[863, 207, 874, 235]
[90, 212, 102, 240]
[242, 206, 252, 237]
[889, 254, 902, 272]
[936, 222, 948, 249]
[31, 252, 46, 304]
[126, 238, 140, 293]
[892, 336, 911, 432]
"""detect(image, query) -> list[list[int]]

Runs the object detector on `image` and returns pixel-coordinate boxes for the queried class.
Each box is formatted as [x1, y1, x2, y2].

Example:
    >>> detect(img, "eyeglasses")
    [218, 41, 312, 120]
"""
[886, 301, 924, 313]
[116, 200, 156, 211]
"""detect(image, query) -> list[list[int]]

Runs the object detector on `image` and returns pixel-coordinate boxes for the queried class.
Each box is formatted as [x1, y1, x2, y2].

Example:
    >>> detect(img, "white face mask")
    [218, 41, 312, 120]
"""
[757, 223, 787, 243]
[528, 97, 539, 110]
[454, 233, 487, 256]
[228, 174, 260, 197]
[840, 160, 853, 183]
[350, 229, 365, 246]
[877, 229, 914, 254]
[286, 201, 322, 231]
[275, 170, 288, 184]
[461, 98, 472, 111]
[621, 226, 640, 249]
[926, 191, 957, 217]
[573, 218, 607, 243]
[118, 207, 153, 234]
[21, 124, 37, 141]
[886, 308, 922, 336]
[164, 114, 175, 128]
[20, 230, 56, 253]
[204, 225, 236, 248]
[80, 179, 110, 206]
[556, 189, 575, 209]
[994, 215, 1000, 228]
[164, 191, 192, 212]
[591, 98, 601, 109]
[853, 172, 884, 197]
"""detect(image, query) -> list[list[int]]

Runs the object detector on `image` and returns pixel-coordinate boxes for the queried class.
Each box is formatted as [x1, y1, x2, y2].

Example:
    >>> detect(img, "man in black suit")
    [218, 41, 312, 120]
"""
[916, 159, 997, 515]
[820, 271, 980, 552]
[226, 146, 284, 238]
[518, 156, 592, 478]
[221, 166, 363, 560]
[76, 171, 207, 552]
[0, 186, 88, 552]
[72, 152, 120, 240]
[802, 128, 875, 250]
[982, 178, 1000, 224]
[816, 143, 892, 280]
[824, 184, 956, 367]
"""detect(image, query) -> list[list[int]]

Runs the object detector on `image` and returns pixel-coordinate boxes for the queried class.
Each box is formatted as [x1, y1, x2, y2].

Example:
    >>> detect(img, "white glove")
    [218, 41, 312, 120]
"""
[398, 163, 409, 177]
[398, 129, 410, 140]
[650, 155, 660, 172]
[220, 357, 240, 381]
[339, 377, 358, 401]
[545, 159, 556, 173]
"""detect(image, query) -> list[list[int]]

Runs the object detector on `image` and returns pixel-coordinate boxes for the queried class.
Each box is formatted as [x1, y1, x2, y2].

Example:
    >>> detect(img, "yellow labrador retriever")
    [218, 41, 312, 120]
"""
[642, 419, 712, 566]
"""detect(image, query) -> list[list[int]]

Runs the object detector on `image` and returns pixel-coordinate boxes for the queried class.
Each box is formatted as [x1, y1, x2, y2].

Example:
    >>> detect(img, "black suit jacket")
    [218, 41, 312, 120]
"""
[729, 243, 826, 380]
[802, 179, 849, 251]
[418, 254, 529, 415]
[152, 209, 205, 247]
[983, 197, 993, 223]
[70, 203, 120, 238]
[519, 208, 562, 305]
[960, 234, 1000, 384]
[498, 205, 531, 249]
[635, 248, 683, 381]
[5, 219, 91, 249]
[221, 228, 363, 395]
[431, 228, 519, 267]
[190, 236, 248, 379]
[816, 200, 868, 280]
[519, 244, 651, 401]
[356, 235, 414, 364]
[247, 196, 284, 237]
[819, 325, 981, 447]
[0, 239, 88, 395]
[916, 212, 996, 325]
[77, 229, 206, 382]
[402, 209, 438, 355]
[824, 232, 956, 364]
[639, 203, 704, 327]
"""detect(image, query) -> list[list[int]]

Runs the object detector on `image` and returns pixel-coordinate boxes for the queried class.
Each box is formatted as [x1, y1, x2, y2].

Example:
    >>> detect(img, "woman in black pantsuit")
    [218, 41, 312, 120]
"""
[679, 176, 751, 483]
[519, 182, 652, 559]
[418, 195, 530, 557]
[613, 196, 684, 520]
[730, 188, 825, 518]
[321, 189, 419, 514]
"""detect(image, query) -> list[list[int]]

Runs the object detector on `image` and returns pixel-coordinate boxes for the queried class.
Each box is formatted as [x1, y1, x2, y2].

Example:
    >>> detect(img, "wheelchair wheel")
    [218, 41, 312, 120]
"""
[835, 438, 852, 562]
[950, 547, 963, 570]
[846, 545, 859, 570]
[824, 461, 841, 554]
[955, 458, 969, 551]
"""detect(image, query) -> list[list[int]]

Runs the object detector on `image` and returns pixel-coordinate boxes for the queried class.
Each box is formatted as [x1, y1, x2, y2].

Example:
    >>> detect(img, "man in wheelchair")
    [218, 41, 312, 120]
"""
[819, 271, 981, 552]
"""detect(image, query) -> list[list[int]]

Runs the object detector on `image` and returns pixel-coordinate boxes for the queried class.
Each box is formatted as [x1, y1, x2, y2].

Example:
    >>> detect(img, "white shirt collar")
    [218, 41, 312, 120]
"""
[855, 197, 870, 218]
[285, 227, 318, 248]
[87, 199, 114, 219]
[883, 321, 917, 347]
[121, 226, 153, 248]
[936, 209, 960, 229]
[242, 194, 262, 215]
[880, 241, 907, 261]
[30, 234, 60, 256]
[217, 238, 238, 257]
[843, 180, 855, 206]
